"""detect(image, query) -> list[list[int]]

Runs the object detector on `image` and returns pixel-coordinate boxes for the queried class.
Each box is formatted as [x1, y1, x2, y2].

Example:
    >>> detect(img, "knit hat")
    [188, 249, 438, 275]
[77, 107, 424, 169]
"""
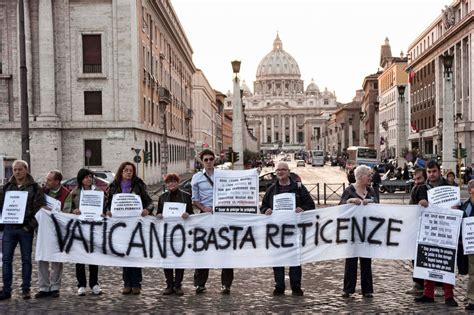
[76, 168, 95, 187]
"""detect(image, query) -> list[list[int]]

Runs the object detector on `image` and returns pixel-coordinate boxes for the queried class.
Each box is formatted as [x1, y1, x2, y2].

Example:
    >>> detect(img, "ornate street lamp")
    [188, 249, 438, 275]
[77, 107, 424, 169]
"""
[441, 52, 454, 77]
[397, 85, 406, 99]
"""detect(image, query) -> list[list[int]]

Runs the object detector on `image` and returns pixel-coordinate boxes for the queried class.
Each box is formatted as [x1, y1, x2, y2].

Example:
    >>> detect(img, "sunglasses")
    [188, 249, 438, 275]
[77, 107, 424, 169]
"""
[203, 157, 215, 162]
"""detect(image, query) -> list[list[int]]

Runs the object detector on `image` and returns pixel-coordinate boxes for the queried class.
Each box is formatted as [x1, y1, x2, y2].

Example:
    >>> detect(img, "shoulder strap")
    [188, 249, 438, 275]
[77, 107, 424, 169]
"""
[203, 173, 214, 187]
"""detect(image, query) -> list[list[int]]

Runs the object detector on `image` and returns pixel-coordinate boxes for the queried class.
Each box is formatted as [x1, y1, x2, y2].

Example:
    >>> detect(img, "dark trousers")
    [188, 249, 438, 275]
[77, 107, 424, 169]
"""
[273, 266, 301, 290]
[75, 264, 98, 288]
[123, 267, 142, 288]
[2, 226, 34, 293]
[164, 269, 184, 288]
[194, 268, 234, 287]
[343, 257, 373, 294]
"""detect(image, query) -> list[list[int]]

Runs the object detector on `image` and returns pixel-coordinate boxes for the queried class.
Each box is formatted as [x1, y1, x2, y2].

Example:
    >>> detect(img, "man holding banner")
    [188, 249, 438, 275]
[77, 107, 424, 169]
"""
[191, 149, 234, 295]
[461, 180, 474, 310]
[261, 161, 315, 296]
[0, 160, 46, 300]
[35, 170, 71, 299]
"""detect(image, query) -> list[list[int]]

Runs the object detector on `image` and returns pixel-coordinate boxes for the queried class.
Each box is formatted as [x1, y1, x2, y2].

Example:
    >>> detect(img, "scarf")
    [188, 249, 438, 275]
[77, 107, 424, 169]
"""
[121, 179, 132, 193]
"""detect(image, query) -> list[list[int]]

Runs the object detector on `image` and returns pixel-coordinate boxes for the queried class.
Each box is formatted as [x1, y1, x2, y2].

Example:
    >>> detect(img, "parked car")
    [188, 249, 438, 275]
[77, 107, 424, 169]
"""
[259, 171, 301, 192]
[296, 160, 305, 167]
[94, 170, 115, 183]
[264, 159, 275, 167]
[162, 177, 192, 195]
[62, 176, 110, 192]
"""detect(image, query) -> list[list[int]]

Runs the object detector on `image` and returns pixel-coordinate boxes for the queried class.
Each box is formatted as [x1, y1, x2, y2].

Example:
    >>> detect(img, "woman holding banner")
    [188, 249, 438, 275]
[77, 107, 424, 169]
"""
[157, 173, 194, 296]
[340, 165, 379, 298]
[64, 168, 103, 296]
[105, 161, 154, 295]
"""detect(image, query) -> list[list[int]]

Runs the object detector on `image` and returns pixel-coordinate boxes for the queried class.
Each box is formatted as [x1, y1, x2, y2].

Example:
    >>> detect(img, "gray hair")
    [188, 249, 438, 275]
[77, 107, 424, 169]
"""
[12, 159, 29, 170]
[354, 165, 371, 179]
[468, 179, 474, 191]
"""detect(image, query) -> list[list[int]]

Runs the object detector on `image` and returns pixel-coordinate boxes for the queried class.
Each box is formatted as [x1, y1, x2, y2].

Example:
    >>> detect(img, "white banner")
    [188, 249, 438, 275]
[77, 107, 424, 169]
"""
[35, 203, 421, 268]
[111, 193, 142, 217]
[427, 186, 460, 209]
[45, 195, 62, 213]
[79, 190, 104, 221]
[0, 191, 28, 224]
[213, 169, 259, 214]
[462, 217, 474, 255]
[413, 207, 463, 285]
[163, 202, 186, 217]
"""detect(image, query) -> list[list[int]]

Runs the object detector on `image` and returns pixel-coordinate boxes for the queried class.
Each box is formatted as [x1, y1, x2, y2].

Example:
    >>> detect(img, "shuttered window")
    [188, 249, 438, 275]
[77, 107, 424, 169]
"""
[84, 91, 102, 115]
[84, 140, 102, 166]
[82, 34, 102, 73]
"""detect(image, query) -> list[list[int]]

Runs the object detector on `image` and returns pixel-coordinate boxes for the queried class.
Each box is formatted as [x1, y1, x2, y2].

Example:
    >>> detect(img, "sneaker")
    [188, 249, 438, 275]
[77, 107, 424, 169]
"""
[22, 290, 31, 300]
[122, 287, 132, 295]
[0, 291, 11, 300]
[174, 287, 184, 296]
[292, 288, 304, 296]
[195, 286, 206, 294]
[50, 290, 60, 298]
[414, 295, 435, 303]
[77, 287, 86, 296]
[92, 285, 102, 295]
[131, 287, 141, 295]
[34, 291, 51, 299]
[445, 297, 459, 307]
[273, 288, 285, 296]
[435, 287, 444, 297]
[466, 303, 474, 310]
[405, 283, 423, 295]
[221, 286, 231, 295]
[162, 287, 174, 295]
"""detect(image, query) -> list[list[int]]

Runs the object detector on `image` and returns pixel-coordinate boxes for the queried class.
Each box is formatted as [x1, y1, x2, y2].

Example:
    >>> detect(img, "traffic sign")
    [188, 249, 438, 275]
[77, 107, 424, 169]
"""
[134, 148, 141, 156]
[85, 149, 92, 158]
[133, 155, 142, 164]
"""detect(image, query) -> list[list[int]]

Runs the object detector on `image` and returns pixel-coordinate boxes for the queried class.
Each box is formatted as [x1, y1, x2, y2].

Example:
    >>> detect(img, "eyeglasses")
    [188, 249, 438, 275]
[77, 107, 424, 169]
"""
[275, 169, 289, 172]
[203, 157, 215, 162]
[123, 169, 134, 173]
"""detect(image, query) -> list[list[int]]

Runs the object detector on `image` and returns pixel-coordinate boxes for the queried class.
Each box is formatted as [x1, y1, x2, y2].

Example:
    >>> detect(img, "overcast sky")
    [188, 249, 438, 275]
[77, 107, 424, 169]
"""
[172, 0, 450, 103]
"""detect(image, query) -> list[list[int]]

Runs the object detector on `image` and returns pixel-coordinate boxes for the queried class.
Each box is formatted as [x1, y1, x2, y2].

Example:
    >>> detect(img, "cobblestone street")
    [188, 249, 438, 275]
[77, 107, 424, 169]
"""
[0, 255, 470, 313]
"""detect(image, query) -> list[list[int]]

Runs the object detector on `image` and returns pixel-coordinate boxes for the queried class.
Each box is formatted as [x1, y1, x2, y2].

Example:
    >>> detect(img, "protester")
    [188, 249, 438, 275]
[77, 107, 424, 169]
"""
[191, 149, 234, 295]
[261, 161, 315, 296]
[157, 173, 193, 296]
[446, 171, 458, 187]
[63, 169, 103, 296]
[347, 169, 356, 184]
[0, 160, 46, 300]
[35, 170, 71, 298]
[340, 165, 378, 298]
[414, 160, 458, 307]
[405, 168, 428, 295]
[462, 180, 474, 311]
[403, 163, 410, 180]
[105, 162, 154, 295]
[371, 165, 381, 201]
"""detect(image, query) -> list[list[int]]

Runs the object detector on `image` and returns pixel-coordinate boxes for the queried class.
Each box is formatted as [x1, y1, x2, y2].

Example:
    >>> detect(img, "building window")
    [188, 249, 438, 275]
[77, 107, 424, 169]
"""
[82, 34, 102, 73]
[84, 91, 102, 115]
[154, 141, 157, 165]
[297, 132, 304, 143]
[324, 99, 329, 105]
[84, 139, 102, 166]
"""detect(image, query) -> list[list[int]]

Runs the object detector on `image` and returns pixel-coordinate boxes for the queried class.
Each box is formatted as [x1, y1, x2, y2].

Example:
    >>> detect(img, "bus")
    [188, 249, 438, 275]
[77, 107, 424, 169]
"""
[310, 150, 325, 166]
[345, 146, 377, 171]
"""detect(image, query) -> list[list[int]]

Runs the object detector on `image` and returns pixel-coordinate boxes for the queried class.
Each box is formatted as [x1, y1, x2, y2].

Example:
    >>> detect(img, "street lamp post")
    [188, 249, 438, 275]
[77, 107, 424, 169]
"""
[348, 117, 353, 147]
[437, 118, 443, 158]
[397, 85, 407, 165]
[231, 60, 244, 170]
[441, 51, 456, 174]
[374, 102, 380, 161]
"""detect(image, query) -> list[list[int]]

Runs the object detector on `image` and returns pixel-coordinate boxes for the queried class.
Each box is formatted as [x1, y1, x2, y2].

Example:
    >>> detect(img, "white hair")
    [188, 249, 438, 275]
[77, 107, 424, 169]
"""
[13, 159, 29, 170]
[354, 165, 371, 179]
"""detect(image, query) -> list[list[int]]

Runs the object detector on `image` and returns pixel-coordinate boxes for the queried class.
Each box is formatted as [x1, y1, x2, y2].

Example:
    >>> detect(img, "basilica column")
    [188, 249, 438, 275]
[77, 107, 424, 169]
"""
[271, 116, 275, 143]
[263, 116, 267, 143]
[38, 0, 57, 119]
[289, 115, 293, 144]
[259, 117, 263, 143]
[282, 116, 286, 143]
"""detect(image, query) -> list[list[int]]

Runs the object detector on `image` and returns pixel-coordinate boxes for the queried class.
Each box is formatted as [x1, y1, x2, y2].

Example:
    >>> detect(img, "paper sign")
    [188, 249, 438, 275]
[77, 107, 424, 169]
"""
[0, 191, 28, 224]
[213, 169, 259, 213]
[462, 217, 474, 255]
[45, 194, 62, 213]
[273, 193, 296, 211]
[79, 190, 104, 221]
[111, 193, 142, 217]
[428, 186, 460, 209]
[163, 202, 186, 217]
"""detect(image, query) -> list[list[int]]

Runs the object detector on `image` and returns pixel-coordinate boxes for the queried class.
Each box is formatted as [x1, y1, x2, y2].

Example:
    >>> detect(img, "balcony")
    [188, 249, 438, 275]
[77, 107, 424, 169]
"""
[83, 64, 102, 74]
[158, 87, 171, 105]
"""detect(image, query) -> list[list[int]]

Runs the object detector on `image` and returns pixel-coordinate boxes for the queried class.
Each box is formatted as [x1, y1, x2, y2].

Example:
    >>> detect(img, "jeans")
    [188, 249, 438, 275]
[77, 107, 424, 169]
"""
[76, 264, 98, 288]
[273, 266, 302, 290]
[2, 225, 34, 293]
[123, 267, 142, 288]
[164, 269, 184, 288]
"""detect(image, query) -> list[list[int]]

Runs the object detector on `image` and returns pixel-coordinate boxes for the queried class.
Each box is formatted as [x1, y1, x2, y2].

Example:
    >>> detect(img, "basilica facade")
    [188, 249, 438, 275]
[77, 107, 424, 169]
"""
[225, 34, 338, 152]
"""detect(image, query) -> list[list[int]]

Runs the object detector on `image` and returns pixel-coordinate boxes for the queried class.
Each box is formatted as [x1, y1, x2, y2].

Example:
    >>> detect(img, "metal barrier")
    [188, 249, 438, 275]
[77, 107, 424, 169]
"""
[304, 183, 320, 205]
[323, 183, 346, 205]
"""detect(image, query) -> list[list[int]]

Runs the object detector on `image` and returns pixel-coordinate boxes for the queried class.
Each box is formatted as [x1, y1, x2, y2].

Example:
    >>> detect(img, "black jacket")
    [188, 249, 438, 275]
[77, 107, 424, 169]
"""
[157, 189, 193, 215]
[105, 177, 154, 213]
[260, 178, 315, 213]
[0, 174, 46, 231]
[339, 184, 379, 205]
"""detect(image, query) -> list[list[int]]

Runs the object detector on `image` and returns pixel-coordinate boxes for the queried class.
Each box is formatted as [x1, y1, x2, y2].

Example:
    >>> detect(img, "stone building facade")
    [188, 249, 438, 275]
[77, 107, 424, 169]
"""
[0, 0, 195, 183]
[225, 34, 338, 153]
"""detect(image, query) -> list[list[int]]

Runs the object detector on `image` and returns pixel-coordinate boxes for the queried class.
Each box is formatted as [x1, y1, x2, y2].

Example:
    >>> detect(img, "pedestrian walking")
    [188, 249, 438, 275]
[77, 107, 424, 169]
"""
[157, 173, 194, 296]
[35, 170, 71, 299]
[340, 165, 378, 299]
[0, 160, 46, 300]
[261, 161, 315, 296]
[64, 168, 103, 296]
[105, 162, 154, 295]
[191, 149, 234, 295]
